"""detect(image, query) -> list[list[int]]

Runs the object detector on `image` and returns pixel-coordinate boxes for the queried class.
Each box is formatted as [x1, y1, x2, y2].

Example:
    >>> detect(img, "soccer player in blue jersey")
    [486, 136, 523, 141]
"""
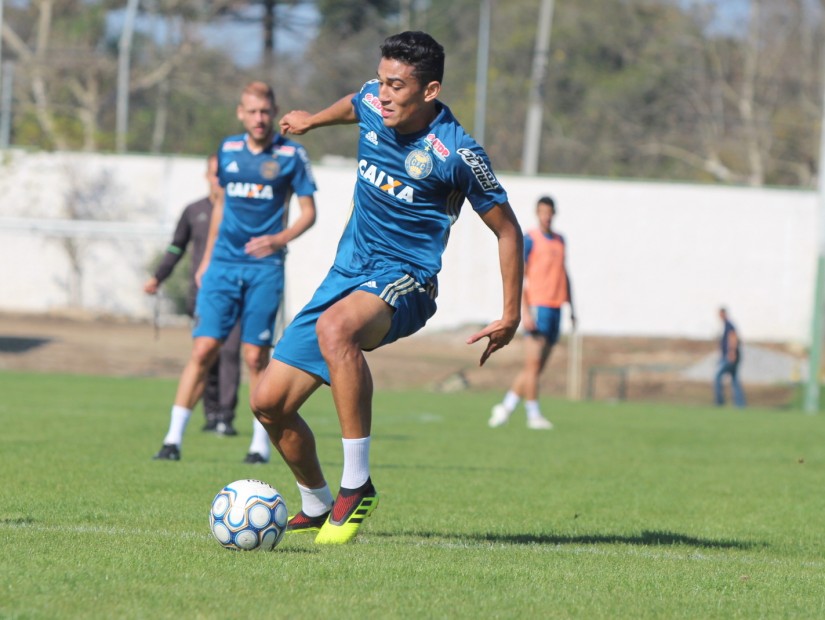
[153, 82, 318, 463]
[251, 32, 524, 544]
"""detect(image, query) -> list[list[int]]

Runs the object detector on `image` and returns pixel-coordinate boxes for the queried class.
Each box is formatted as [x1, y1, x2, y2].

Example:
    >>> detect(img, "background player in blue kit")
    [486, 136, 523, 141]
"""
[153, 81, 318, 463]
[252, 32, 524, 544]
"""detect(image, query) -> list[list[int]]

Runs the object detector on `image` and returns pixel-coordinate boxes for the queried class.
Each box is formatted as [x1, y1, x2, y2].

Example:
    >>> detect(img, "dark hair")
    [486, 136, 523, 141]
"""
[537, 196, 556, 211]
[380, 31, 445, 85]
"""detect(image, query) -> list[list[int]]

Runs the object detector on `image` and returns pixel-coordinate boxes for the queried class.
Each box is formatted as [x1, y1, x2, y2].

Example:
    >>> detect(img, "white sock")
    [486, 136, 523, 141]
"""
[340, 436, 371, 489]
[248, 418, 271, 459]
[297, 482, 334, 517]
[502, 390, 520, 412]
[163, 405, 191, 446]
[525, 400, 542, 419]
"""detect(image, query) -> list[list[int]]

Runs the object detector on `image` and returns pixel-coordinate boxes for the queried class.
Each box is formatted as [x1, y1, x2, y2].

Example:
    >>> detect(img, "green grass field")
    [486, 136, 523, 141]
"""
[1, 371, 824, 619]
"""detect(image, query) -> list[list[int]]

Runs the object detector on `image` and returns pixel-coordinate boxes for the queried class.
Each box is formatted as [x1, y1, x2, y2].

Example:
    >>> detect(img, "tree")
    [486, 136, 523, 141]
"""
[3, 0, 823, 188]
[1, 0, 244, 153]
[288, 0, 398, 158]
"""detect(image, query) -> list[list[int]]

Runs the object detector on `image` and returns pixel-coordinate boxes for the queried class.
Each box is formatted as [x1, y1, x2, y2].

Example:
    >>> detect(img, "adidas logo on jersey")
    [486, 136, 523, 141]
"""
[258, 329, 272, 340]
[365, 131, 379, 146]
[361, 280, 378, 289]
[226, 161, 240, 173]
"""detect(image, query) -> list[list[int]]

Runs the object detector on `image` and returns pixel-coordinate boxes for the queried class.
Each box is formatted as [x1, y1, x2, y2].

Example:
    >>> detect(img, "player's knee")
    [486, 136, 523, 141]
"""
[191, 340, 219, 368]
[242, 347, 269, 374]
[250, 387, 283, 426]
[251, 406, 277, 428]
[316, 312, 355, 359]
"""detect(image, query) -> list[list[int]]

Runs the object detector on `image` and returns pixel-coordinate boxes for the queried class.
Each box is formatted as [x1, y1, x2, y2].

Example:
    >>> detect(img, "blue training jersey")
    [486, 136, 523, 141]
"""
[334, 80, 509, 282]
[214, 132, 317, 266]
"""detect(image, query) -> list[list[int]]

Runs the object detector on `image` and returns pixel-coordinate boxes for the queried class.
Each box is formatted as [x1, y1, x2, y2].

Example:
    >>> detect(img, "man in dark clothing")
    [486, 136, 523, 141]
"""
[714, 307, 745, 408]
[144, 155, 241, 435]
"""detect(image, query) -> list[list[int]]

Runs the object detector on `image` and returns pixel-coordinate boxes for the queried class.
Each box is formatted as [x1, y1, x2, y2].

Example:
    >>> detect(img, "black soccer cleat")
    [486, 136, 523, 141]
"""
[202, 419, 219, 432]
[215, 422, 238, 437]
[243, 452, 268, 464]
[153, 443, 180, 461]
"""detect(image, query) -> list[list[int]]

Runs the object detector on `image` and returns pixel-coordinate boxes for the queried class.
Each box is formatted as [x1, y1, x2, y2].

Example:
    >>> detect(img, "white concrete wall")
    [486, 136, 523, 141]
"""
[0, 150, 818, 343]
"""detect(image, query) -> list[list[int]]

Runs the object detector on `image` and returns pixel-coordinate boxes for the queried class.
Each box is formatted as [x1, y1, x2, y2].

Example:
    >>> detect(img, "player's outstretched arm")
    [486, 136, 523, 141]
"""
[279, 94, 358, 135]
[145, 206, 193, 293]
[466, 201, 524, 366]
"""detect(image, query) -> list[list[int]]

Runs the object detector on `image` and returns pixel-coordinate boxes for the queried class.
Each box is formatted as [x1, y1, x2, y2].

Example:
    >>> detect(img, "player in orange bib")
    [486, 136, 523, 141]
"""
[489, 196, 575, 429]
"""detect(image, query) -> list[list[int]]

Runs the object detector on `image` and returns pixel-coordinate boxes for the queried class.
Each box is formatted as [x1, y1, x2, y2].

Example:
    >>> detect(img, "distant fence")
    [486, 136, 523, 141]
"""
[0, 149, 818, 343]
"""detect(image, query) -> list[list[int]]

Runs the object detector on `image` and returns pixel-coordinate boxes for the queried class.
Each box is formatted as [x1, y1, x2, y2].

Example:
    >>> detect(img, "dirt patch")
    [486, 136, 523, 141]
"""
[0, 312, 802, 408]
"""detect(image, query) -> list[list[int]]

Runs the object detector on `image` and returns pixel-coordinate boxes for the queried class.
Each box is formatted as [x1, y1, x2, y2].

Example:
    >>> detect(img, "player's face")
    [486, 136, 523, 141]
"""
[536, 202, 555, 233]
[376, 57, 440, 134]
[237, 94, 276, 146]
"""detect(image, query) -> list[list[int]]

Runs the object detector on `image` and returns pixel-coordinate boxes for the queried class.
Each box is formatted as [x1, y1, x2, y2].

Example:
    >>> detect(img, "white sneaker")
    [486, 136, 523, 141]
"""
[527, 415, 554, 430]
[488, 404, 511, 428]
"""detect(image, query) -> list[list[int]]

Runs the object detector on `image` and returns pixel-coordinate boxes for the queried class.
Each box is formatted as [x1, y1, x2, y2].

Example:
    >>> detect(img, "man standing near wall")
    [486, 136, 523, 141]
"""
[153, 81, 318, 463]
[489, 195, 575, 429]
[715, 307, 746, 408]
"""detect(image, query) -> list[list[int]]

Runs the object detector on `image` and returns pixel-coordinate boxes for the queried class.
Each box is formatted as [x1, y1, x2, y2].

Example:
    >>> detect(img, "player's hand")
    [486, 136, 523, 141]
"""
[279, 111, 312, 135]
[466, 318, 520, 367]
[245, 235, 285, 258]
[143, 277, 159, 295]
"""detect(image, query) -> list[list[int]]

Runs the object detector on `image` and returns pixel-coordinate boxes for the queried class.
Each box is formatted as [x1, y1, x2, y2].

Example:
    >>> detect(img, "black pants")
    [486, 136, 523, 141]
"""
[203, 321, 242, 424]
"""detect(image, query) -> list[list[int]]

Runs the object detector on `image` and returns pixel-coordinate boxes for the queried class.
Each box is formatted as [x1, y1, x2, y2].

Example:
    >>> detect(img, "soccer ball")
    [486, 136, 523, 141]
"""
[209, 479, 288, 551]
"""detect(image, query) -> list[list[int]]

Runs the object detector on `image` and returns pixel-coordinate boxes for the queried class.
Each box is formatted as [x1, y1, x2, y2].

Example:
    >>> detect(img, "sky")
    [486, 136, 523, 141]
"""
[106, 2, 321, 68]
[104, 0, 774, 68]
[198, 3, 321, 66]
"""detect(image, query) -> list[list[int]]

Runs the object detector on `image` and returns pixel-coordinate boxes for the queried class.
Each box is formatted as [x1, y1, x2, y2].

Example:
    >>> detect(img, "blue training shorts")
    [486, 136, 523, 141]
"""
[274, 265, 438, 384]
[193, 262, 284, 346]
[527, 305, 562, 345]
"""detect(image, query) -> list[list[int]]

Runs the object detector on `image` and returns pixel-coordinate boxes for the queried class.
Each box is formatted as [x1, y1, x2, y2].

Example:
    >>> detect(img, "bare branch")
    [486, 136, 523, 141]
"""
[639, 142, 748, 184]
[130, 41, 193, 93]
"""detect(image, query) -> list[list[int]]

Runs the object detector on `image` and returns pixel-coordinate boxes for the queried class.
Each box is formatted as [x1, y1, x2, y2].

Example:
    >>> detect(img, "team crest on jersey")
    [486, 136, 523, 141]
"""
[222, 140, 244, 152]
[457, 148, 500, 191]
[259, 160, 280, 180]
[363, 93, 384, 117]
[226, 182, 274, 200]
[358, 159, 414, 203]
[405, 149, 433, 179]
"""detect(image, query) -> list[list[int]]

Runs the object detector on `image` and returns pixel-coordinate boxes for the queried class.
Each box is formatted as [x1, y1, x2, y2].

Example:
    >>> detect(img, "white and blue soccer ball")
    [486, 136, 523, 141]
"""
[209, 479, 288, 551]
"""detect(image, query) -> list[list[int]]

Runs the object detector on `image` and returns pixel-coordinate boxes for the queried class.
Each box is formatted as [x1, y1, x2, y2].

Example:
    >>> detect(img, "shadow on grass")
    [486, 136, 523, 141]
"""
[0, 336, 52, 353]
[0, 517, 36, 526]
[374, 529, 758, 550]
